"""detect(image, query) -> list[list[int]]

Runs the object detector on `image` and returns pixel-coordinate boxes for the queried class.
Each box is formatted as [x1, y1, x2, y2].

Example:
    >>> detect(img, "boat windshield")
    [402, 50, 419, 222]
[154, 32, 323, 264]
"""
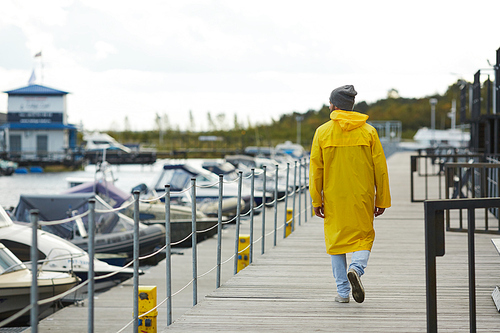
[194, 170, 219, 185]
[0, 244, 26, 274]
[0, 207, 14, 228]
[154, 168, 192, 191]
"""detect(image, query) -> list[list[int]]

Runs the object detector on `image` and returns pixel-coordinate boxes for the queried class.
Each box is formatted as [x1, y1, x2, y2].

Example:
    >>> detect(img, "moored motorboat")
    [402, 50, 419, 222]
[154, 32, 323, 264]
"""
[224, 155, 296, 198]
[0, 159, 17, 176]
[275, 140, 307, 159]
[151, 162, 269, 215]
[83, 132, 156, 165]
[0, 205, 137, 294]
[11, 193, 166, 261]
[65, 180, 221, 245]
[399, 127, 470, 150]
[0, 243, 80, 325]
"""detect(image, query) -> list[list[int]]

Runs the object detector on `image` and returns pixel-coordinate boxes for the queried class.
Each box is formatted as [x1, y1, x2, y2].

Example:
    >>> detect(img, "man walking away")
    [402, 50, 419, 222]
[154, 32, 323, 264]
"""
[309, 85, 391, 303]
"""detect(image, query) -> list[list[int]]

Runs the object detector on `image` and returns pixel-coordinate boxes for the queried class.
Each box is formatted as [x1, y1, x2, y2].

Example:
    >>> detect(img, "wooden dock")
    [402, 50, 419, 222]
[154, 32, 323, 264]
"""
[30, 151, 500, 332]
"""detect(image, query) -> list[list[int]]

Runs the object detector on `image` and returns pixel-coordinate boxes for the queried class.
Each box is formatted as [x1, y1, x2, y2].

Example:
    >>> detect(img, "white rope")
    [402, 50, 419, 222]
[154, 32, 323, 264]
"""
[222, 176, 241, 184]
[222, 215, 238, 224]
[221, 253, 236, 265]
[196, 181, 220, 188]
[139, 191, 167, 202]
[38, 210, 89, 226]
[196, 221, 219, 234]
[197, 263, 218, 279]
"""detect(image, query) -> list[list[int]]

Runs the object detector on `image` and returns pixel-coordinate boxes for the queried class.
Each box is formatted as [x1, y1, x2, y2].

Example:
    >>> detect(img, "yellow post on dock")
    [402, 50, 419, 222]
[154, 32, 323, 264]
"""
[138, 286, 158, 333]
[237, 234, 250, 272]
[285, 208, 293, 238]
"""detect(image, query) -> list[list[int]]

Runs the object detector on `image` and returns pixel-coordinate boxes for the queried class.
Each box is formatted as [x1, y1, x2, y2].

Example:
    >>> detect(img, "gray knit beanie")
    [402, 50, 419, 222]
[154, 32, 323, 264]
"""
[329, 85, 357, 111]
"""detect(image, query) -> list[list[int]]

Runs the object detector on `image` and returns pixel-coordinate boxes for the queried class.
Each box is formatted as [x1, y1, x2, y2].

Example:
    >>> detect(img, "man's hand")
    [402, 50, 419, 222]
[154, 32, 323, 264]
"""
[374, 207, 385, 217]
[314, 206, 325, 218]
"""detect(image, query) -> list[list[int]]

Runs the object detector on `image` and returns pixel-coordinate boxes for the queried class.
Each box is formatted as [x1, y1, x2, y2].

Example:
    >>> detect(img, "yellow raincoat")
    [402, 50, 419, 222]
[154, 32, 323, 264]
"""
[309, 110, 391, 255]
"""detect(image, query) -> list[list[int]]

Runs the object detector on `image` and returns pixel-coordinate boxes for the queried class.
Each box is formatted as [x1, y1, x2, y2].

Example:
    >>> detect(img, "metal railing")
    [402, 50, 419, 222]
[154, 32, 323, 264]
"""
[424, 197, 500, 333]
[369, 120, 402, 142]
[410, 153, 483, 202]
[0, 158, 313, 332]
[0, 149, 83, 164]
[486, 155, 500, 212]
[444, 162, 500, 234]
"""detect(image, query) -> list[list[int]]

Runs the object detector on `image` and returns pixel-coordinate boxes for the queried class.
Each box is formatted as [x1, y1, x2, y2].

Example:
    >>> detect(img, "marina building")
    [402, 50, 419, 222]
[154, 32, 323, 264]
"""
[0, 84, 82, 167]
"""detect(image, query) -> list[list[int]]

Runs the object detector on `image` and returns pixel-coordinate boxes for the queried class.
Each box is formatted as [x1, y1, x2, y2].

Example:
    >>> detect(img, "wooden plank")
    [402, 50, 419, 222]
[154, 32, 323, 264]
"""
[492, 238, 500, 255]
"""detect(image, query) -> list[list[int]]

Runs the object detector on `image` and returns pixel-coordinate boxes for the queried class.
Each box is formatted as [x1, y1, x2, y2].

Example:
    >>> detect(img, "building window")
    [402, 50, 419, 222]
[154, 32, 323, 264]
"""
[9, 134, 21, 158]
[37, 134, 48, 158]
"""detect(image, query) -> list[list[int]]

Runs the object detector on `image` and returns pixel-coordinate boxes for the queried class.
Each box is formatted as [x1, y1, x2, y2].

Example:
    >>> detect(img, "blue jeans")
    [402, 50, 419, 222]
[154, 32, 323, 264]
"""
[330, 250, 370, 298]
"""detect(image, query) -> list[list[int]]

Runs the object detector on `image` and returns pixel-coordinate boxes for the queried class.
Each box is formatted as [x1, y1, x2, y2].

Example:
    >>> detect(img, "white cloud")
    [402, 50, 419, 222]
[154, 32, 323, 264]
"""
[94, 41, 117, 60]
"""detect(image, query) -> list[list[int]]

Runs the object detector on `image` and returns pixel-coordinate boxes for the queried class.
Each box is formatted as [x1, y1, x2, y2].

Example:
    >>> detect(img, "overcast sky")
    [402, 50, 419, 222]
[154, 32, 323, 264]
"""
[1, 0, 499, 132]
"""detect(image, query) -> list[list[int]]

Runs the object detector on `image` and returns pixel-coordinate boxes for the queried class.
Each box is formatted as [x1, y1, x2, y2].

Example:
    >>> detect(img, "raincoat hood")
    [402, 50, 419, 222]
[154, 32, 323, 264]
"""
[330, 110, 369, 131]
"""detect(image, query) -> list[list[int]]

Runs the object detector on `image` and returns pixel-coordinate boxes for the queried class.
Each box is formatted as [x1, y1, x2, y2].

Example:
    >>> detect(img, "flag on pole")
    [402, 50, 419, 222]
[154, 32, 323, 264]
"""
[34, 51, 42, 57]
[28, 69, 36, 85]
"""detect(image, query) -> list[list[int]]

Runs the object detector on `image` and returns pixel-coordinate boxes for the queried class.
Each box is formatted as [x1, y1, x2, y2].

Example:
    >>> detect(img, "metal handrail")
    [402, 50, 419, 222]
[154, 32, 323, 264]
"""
[424, 197, 500, 333]
[410, 153, 483, 202]
[443, 162, 500, 234]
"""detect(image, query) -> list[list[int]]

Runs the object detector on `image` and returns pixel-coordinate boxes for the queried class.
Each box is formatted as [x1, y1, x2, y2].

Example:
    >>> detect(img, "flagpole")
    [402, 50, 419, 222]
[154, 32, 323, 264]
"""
[34, 51, 43, 84]
[40, 52, 44, 84]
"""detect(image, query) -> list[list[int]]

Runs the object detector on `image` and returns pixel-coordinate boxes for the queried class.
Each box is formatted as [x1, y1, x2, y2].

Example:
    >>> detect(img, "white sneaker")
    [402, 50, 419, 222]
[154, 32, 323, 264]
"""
[334, 295, 349, 303]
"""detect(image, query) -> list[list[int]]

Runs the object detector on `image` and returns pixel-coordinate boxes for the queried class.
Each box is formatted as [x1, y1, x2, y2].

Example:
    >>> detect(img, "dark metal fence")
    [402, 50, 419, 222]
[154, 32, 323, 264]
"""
[410, 152, 483, 202]
[444, 162, 500, 234]
[424, 197, 500, 333]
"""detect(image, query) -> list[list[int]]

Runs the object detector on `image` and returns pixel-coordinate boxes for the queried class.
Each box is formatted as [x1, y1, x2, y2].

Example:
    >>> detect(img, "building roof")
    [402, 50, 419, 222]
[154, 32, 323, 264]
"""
[0, 123, 77, 130]
[4, 84, 69, 96]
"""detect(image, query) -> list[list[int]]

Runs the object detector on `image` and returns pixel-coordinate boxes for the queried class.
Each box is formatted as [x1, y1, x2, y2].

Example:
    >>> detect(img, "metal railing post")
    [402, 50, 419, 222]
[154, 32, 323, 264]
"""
[191, 179, 197, 306]
[261, 166, 267, 255]
[482, 167, 488, 231]
[410, 156, 415, 202]
[234, 172, 243, 275]
[293, 161, 297, 231]
[249, 168, 255, 264]
[298, 159, 302, 227]
[30, 209, 39, 333]
[467, 208, 477, 333]
[424, 202, 443, 333]
[495, 167, 500, 222]
[165, 185, 172, 326]
[438, 160, 442, 199]
[88, 199, 96, 333]
[304, 159, 308, 223]
[273, 165, 278, 246]
[216, 175, 223, 288]
[471, 167, 476, 198]
[133, 190, 140, 333]
[283, 163, 290, 239]
[459, 167, 464, 229]
[425, 156, 429, 200]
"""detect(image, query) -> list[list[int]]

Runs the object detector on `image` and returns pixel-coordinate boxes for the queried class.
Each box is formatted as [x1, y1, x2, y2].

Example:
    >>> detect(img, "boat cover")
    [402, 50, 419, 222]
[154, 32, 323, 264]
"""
[13, 193, 134, 240]
[62, 181, 131, 208]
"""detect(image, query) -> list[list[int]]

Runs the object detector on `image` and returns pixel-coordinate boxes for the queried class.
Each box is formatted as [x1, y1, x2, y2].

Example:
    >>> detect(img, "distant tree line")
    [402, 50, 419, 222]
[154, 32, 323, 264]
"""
[101, 79, 489, 155]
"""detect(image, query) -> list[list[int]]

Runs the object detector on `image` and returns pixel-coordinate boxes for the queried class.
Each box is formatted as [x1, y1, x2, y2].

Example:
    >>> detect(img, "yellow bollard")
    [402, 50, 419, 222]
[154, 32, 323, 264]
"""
[138, 286, 158, 333]
[285, 208, 293, 237]
[237, 234, 250, 272]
